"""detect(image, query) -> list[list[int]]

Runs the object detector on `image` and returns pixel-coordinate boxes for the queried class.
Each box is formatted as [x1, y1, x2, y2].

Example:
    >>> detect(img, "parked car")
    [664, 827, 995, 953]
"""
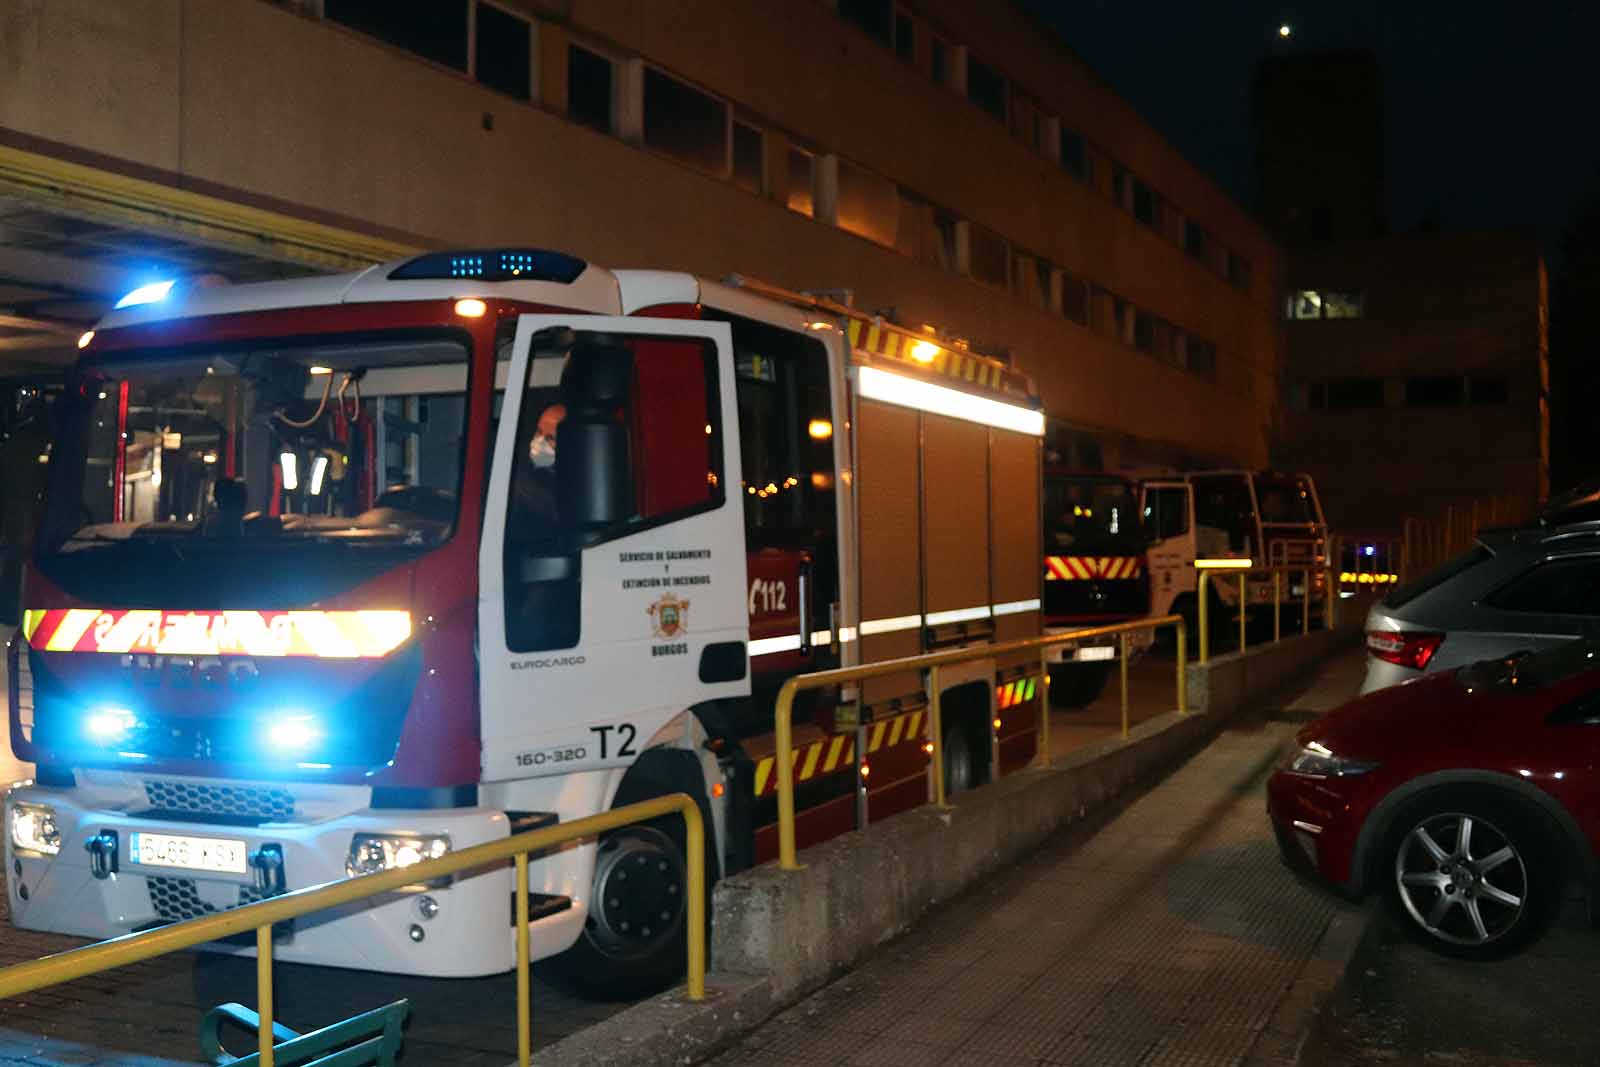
[1362, 522, 1600, 695]
[1268, 638, 1600, 959]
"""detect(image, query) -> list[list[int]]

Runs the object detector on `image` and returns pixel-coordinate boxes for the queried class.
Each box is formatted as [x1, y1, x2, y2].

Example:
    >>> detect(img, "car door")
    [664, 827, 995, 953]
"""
[478, 315, 749, 781]
[1140, 481, 1194, 615]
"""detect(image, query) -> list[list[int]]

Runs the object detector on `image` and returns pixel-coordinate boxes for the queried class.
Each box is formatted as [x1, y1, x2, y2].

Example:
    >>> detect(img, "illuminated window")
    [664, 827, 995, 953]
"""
[834, 158, 899, 247]
[474, 3, 531, 100]
[567, 45, 613, 132]
[787, 148, 815, 217]
[1286, 291, 1324, 320]
[1323, 291, 1364, 318]
[1288, 290, 1364, 319]
[643, 68, 729, 176]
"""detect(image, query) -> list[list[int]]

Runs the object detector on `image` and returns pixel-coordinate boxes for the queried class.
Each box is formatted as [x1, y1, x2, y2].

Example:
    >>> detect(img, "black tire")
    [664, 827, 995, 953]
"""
[547, 815, 707, 1001]
[1380, 789, 1561, 961]
[941, 709, 991, 797]
[1048, 663, 1110, 709]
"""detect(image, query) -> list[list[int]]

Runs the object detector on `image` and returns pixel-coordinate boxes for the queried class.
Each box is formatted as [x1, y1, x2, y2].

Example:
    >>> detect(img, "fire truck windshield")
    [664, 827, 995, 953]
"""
[42, 335, 470, 556]
[1044, 477, 1141, 553]
[1255, 475, 1319, 526]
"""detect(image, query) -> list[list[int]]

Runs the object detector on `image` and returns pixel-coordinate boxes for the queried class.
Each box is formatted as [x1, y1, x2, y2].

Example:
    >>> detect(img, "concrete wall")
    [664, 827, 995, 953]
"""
[0, 0, 1282, 467]
[1278, 232, 1548, 533]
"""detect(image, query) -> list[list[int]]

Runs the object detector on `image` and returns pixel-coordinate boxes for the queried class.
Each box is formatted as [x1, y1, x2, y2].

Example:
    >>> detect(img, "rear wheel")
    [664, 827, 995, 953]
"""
[1383, 792, 1558, 960]
[548, 821, 693, 1001]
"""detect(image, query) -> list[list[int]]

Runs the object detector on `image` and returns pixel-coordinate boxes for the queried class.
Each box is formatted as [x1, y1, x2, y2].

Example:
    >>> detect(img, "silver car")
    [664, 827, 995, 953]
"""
[1361, 522, 1600, 694]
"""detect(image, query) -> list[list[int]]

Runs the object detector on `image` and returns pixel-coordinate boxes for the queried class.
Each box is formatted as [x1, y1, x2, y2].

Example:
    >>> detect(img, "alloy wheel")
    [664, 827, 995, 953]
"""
[1393, 811, 1528, 946]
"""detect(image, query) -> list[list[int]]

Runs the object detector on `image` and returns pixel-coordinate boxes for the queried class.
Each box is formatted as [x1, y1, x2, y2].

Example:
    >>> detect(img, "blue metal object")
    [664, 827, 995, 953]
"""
[200, 1000, 409, 1066]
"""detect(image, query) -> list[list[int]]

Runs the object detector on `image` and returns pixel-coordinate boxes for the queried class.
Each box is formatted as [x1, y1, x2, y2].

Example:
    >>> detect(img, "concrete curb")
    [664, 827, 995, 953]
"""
[1243, 901, 1383, 1067]
[536, 630, 1361, 1067]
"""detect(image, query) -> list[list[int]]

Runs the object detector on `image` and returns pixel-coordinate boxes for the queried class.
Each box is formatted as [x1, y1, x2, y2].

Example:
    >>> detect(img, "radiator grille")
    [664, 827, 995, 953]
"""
[147, 876, 267, 924]
[143, 781, 296, 822]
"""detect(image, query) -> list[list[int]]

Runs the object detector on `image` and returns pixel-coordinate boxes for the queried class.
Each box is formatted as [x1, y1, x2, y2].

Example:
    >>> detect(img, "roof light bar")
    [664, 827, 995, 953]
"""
[856, 366, 1044, 436]
[389, 249, 587, 284]
[113, 280, 175, 309]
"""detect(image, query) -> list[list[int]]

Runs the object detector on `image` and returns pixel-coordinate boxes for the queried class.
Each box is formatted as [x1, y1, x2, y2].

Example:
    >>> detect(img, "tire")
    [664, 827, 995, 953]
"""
[941, 709, 991, 797]
[547, 818, 702, 1001]
[1048, 663, 1110, 709]
[1381, 790, 1560, 961]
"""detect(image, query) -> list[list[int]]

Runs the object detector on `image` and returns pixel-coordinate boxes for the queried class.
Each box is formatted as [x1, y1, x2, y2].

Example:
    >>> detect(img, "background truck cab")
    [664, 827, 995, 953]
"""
[1140, 470, 1328, 636]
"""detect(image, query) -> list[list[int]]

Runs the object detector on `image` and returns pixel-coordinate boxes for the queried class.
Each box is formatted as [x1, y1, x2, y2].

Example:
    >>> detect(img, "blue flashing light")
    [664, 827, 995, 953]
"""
[86, 707, 137, 743]
[113, 279, 176, 310]
[389, 248, 587, 284]
[1363, 545, 1376, 557]
[267, 713, 321, 752]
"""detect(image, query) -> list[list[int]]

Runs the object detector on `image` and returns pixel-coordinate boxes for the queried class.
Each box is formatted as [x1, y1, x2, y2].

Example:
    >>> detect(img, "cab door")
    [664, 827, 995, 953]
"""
[478, 315, 749, 782]
[1140, 481, 1195, 615]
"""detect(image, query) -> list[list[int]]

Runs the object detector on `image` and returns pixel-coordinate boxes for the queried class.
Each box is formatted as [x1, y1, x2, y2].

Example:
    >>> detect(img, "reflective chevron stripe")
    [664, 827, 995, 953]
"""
[1043, 556, 1145, 581]
[753, 709, 925, 796]
[22, 607, 412, 659]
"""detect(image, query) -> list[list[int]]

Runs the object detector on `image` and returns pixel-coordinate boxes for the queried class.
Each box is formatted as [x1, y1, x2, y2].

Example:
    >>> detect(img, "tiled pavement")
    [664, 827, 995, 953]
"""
[708, 648, 1367, 1067]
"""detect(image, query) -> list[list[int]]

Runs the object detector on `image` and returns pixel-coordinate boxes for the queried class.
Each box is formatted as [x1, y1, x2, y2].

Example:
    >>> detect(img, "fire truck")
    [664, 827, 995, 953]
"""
[1039, 459, 1150, 707]
[1140, 470, 1328, 637]
[3, 249, 1044, 998]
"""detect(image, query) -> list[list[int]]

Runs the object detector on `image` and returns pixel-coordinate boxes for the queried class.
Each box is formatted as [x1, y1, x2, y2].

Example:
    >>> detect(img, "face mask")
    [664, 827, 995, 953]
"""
[529, 434, 556, 469]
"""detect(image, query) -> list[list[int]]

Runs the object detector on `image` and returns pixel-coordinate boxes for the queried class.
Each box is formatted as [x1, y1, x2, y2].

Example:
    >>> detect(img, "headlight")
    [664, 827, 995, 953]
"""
[346, 833, 450, 879]
[1286, 741, 1378, 778]
[10, 802, 61, 856]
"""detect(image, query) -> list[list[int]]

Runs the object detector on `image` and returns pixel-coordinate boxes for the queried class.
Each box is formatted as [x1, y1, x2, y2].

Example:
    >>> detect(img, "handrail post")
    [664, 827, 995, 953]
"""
[1036, 649, 1052, 769]
[928, 664, 949, 808]
[684, 797, 706, 1002]
[1198, 571, 1211, 664]
[1175, 618, 1188, 714]
[257, 925, 274, 1067]
[1326, 564, 1337, 631]
[774, 679, 801, 870]
[1237, 572, 1247, 655]
[1301, 567, 1311, 635]
[515, 853, 531, 1066]
[1118, 631, 1129, 739]
[1272, 571, 1282, 644]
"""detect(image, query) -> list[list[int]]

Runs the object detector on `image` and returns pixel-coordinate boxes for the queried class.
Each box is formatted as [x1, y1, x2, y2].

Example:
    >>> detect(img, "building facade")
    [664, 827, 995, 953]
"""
[0, 0, 1282, 472]
[1278, 231, 1549, 535]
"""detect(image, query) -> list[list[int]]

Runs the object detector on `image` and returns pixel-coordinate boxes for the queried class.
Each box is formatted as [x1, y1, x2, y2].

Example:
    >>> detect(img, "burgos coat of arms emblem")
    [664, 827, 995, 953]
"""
[648, 593, 689, 639]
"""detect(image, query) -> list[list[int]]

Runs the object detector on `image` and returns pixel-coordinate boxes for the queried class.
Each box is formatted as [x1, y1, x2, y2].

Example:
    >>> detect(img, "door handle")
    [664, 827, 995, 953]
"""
[797, 561, 813, 656]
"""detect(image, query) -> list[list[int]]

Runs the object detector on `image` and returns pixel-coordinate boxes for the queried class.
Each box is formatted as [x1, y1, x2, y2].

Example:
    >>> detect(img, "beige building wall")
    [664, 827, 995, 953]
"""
[0, 0, 1283, 467]
[1278, 231, 1548, 534]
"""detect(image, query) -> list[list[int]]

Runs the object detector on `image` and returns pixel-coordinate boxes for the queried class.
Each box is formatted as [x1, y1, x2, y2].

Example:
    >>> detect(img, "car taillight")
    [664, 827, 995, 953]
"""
[1366, 630, 1444, 671]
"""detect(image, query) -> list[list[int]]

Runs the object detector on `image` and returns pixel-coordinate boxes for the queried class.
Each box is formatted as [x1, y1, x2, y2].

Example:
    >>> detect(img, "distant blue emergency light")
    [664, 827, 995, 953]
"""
[389, 248, 587, 284]
[1363, 545, 1376, 557]
[113, 279, 176, 309]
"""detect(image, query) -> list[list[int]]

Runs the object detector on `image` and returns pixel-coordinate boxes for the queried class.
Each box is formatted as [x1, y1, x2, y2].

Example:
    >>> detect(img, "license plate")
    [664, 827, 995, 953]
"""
[129, 832, 248, 875]
[1075, 646, 1116, 662]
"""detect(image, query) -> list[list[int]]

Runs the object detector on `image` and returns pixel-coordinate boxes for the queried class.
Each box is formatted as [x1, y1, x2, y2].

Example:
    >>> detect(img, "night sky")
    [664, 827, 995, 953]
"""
[1022, 0, 1600, 255]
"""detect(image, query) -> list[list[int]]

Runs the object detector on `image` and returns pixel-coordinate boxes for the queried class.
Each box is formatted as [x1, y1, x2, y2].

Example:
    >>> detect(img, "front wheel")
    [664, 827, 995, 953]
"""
[1384, 794, 1558, 960]
[547, 823, 692, 1001]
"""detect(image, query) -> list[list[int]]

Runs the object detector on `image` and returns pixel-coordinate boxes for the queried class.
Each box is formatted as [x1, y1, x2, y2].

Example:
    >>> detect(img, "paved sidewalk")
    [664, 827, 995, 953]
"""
[710, 648, 1367, 1066]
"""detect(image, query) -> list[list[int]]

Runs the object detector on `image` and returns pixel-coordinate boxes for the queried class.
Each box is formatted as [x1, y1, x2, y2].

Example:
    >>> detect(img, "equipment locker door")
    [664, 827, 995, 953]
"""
[1141, 481, 1195, 616]
[478, 315, 749, 781]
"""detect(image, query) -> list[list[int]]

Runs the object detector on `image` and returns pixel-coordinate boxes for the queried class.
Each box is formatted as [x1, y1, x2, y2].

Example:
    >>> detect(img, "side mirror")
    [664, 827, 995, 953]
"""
[558, 341, 634, 538]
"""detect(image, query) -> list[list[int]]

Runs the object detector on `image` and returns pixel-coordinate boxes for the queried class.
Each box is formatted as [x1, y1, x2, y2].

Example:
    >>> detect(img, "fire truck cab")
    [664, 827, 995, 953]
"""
[4, 249, 1045, 998]
[1140, 470, 1328, 636]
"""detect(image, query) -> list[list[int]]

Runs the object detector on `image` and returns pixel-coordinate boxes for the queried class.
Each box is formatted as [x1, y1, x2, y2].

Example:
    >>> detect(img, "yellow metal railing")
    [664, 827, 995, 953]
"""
[0, 794, 706, 1067]
[774, 615, 1186, 870]
[1194, 560, 1334, 663]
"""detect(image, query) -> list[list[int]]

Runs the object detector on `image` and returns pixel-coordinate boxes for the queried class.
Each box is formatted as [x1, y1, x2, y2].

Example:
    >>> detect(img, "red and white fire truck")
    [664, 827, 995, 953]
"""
[1039, 462, 1150, 707]
[3, 250, 1045, 997]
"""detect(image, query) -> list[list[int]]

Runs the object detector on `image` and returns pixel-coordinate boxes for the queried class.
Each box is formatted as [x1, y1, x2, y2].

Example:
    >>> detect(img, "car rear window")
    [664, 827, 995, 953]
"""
[1484, 555, 1600, 615]
[1383, 545, 1492, 609]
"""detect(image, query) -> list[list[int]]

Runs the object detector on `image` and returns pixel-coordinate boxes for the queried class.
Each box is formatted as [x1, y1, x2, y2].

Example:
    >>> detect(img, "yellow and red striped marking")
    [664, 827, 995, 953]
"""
[845, 320, 1029, 396]
[753, 708, 924, 796]
[21, 608, 412, 659]
[1043, 556, 1144, 581]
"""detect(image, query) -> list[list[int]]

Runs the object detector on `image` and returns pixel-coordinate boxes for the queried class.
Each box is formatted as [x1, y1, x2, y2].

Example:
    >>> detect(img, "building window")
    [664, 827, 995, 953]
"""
[966, 223, 1009, 288]
[930, 37, 951, 87]
[1132, 180, 1157, 227]
[1060, 128, 1087, 180]
[1471, 378, 1510, 405]
[643, 68, 729, 176]
[1187, 338, 1218, 381]
[1183, 219, 1209, 260]
[1010, 93, 1043, 152]
[1062, 274, 1089, 326]
[966, 54, 1007, 123]
[1286, 291, 1322, 319]
[933, 211, 958, 271]
[1111, 166, 1129, 209]
[1323, 291, 1364, 318]
[567, 44, 614, 132]
[1227, 251, 1252, 290]
[894, 8, 915, 63]
[1325, 378, 1383, 410]
[1133, 310, 1155, 353]
[834, 157, 899, 247]
[787, 148, 815, 217]
[839, 0, 893, 46]
[326, 0, 468, 71]
[1406, 377, 1464, 407]
[473, 3, 531, 99]
[732, 121, 764, 194]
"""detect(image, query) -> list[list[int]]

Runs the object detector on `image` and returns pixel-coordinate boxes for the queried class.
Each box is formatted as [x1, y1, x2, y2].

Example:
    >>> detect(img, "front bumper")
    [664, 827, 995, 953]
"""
[4, 777, 591, 977]
[1265, 768, 1371, 897]
[1043, 624, 1154, 665]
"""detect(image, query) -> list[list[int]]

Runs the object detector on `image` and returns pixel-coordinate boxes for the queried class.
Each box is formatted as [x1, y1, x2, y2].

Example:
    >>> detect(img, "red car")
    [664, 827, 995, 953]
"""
[1268, 641, 1600, 959]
